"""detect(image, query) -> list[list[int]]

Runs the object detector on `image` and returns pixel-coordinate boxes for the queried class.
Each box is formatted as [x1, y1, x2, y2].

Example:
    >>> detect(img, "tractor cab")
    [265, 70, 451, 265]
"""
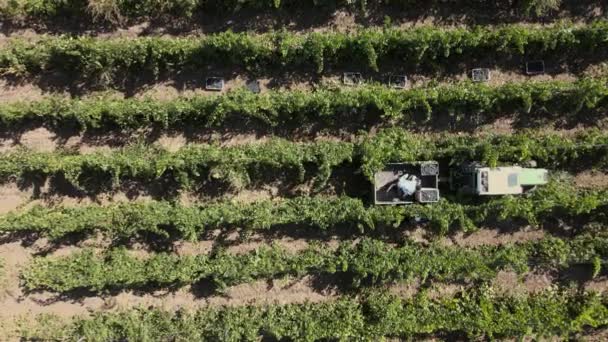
[451, 164, 548, 195]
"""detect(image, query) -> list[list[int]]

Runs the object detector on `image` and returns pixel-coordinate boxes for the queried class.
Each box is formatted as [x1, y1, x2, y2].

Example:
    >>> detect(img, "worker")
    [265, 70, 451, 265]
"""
[396, 174, 420, 199]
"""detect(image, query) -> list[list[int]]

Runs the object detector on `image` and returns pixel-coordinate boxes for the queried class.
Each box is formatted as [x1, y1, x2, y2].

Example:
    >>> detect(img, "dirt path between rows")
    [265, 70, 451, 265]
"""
[0, 119, 600, 158]
[0, 67, 585, 102]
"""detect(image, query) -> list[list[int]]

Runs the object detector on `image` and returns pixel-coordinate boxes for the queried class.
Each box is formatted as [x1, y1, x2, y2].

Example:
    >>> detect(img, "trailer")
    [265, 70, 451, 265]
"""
[373, 162, 440, 205]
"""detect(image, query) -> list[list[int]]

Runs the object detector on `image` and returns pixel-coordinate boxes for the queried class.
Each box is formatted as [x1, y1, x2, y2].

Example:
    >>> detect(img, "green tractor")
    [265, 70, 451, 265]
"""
[449, 163, 549, 196]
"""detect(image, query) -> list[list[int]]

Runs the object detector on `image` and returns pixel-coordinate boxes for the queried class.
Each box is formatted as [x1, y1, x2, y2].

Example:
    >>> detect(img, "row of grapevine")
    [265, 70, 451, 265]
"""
[0, 129, 606, 192]
[3, 21, 608, 84]
[0, 140, 354, 192]
[2, 78, 606, 132]
[0, 0, 570, 24]
[359, 127, 608, 178]
[22, 234, 608, 293]
[2, 179, 605, 240]
[19, 289, 608, 341]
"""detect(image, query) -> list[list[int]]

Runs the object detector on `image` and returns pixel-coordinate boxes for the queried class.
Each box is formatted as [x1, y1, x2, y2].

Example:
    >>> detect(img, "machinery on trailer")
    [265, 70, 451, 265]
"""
[374, 162, 440, 204]
[373, 161, 549, 205]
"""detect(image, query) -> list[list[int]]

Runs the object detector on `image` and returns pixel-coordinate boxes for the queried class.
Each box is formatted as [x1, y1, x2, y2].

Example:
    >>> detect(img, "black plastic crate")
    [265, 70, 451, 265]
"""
[526, 61, 545, 75]
[205, 77, 225, 91]
[471, 68, 491, 82]
[343, 72, 363, 86]
[389, 75, 408, 89]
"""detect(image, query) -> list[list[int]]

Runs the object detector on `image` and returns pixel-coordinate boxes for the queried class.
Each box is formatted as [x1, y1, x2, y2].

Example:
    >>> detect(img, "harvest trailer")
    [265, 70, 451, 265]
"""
[374, 162, 440, 204]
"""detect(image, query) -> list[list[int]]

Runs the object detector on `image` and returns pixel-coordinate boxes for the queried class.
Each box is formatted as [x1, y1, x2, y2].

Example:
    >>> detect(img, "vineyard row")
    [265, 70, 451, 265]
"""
[22, 234, 607, 293]
[2, 179, 605, 240]
[20, 289, 608, 341]
[1, 0, 572, 24]
[1, 78, 606, 132]
[2, 21, 608, 84]
[0, 129, 606, 192]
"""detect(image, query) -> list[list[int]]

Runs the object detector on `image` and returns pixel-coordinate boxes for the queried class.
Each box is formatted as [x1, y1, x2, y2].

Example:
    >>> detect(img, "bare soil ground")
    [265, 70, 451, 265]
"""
[0, 118, 602, 161]
[0, 117, 608, 154]
[575, 171, 608, 189]
[0, 183, 33, 214]
[0, 66, 589, 101]
[446, 229, 547, 248]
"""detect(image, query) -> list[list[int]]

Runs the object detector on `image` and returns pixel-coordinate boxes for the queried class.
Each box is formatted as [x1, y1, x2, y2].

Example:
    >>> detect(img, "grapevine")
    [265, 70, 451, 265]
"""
[21, 234, 608, 293]
[0, 79, 606, 132]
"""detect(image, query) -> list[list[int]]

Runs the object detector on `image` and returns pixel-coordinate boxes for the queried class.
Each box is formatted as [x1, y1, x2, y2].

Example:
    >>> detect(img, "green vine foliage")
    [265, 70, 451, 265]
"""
[20, 288, 608, 341]
[1, 179, 606, 240]
[2, 22, 608, 83]
[0, 0, 571, 24]
[0, 139, 354, 192]
[0, 79, 606, 132]
[0, 129, 605, 193]
[21, 234, 608, 293]
[359, 128, 608, 179]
